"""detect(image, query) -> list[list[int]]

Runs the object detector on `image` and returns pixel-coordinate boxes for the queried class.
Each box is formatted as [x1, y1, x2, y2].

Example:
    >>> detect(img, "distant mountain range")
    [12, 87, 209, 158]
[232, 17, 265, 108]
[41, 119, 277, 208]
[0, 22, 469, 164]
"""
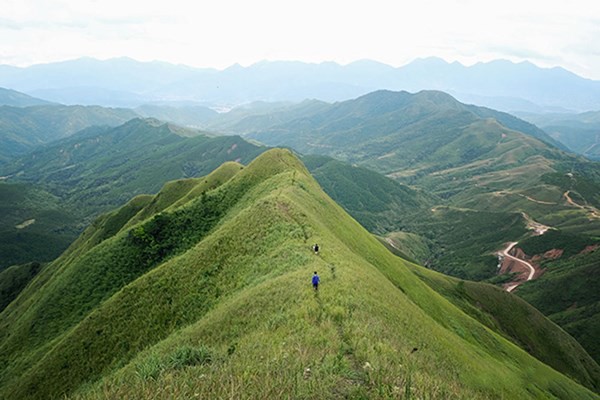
[519, 111, 600, 160]
[1, 57, 599, 112]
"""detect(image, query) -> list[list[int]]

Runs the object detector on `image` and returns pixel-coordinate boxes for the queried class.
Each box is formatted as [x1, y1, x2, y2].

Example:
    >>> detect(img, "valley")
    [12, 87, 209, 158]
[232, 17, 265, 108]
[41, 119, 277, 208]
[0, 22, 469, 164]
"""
[2, 2, 600, 397]
[0, 83, 598, 398]
[0, 149, 598, 399]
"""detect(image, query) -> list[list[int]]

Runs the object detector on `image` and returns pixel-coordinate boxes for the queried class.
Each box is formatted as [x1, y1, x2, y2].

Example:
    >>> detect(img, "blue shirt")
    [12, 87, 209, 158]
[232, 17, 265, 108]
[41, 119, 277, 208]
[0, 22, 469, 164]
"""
[312, 275, 320, 285]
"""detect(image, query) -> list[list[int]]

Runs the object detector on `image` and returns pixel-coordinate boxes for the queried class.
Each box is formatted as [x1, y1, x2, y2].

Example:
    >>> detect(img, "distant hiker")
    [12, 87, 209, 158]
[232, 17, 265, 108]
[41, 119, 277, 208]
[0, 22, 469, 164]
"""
[312, 271, 320, 290]
[313, 243, 319, 255]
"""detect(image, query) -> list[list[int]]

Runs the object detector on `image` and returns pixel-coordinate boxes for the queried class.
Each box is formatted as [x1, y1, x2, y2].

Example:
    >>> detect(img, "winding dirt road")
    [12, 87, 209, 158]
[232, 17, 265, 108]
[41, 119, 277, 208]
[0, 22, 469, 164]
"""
[563, 191, 600, 219]
[499, 242, 536, 292]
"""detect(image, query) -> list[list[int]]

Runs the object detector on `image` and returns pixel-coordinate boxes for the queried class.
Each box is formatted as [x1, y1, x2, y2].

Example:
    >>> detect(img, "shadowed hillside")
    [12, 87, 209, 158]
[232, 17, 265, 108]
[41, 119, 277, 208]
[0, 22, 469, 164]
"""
[0, 118, 266, 269]
[1, 149, 598, 399]
[0, 104, 137, 163]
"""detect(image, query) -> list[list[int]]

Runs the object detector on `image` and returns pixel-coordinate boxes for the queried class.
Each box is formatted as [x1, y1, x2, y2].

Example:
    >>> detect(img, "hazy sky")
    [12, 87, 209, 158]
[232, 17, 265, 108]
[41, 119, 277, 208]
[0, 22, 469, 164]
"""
[2, 0, 599, 79]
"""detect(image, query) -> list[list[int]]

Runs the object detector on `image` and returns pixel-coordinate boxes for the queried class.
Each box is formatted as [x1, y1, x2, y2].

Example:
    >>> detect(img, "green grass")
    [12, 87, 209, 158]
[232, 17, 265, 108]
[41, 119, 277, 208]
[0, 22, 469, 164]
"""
[0, 183, 79, 270]
[517, 249, 600, 364]
[407, 264, 600, 390]
[1, 149, 598, 399]
[518, 229, 599, 258]
[0, 119, 266, 266]
[0, 262, 42, 311]
[0, 104, 137, 162]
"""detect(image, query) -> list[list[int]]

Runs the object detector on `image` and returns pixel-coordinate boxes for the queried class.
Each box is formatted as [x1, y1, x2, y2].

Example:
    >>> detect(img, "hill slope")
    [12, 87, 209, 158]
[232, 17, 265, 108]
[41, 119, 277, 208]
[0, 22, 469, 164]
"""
[0, 118, 265, 268]
[0, 104, 137, 163]
[0, 87, 52, 107]
[515, 233, 600, 363]
[0, 183, 78, 269]
[2, 118, 265, 212]
[210, 90, 600, 281]
[519, 111, 600, 160]
[0, 149, 598, 399]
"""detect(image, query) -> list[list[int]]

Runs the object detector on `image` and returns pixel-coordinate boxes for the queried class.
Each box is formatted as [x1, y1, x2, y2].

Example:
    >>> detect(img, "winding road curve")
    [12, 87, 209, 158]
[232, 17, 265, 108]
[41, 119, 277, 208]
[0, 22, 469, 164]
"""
[500, 242, 536, 292]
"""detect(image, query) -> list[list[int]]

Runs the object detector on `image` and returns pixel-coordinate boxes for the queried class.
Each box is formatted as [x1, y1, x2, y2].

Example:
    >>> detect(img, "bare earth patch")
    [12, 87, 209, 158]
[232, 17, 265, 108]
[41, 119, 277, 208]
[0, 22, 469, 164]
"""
[15, 219, 36, 229]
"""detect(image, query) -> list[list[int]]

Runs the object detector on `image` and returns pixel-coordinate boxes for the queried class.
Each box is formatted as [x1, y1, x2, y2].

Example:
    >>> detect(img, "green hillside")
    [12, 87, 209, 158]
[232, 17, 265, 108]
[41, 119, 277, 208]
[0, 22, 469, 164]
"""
[0, 118, 265, 268]
[302, 155, 435, 234]
[212, 90, 599, 232]
[515, 234, 600, 364]
[519, 111, 600, 160]
[0, 183, 78, 269]
[0, 262, 42, 312]
[2, 118, 265, 213]
[209, 90, 600, 270]
[0, 87, 52, 107]
[1, 149, 598, 399]
[0, 104, 137, 163]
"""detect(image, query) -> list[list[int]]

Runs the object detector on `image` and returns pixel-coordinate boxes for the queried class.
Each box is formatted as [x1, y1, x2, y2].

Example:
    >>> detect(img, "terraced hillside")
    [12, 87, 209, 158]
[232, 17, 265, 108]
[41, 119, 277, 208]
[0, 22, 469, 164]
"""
[1, 149, 598, 399]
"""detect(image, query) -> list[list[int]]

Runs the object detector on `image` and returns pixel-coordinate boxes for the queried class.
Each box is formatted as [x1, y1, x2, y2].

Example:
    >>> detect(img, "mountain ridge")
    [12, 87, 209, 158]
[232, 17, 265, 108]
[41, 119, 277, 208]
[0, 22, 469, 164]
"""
[1, 57, 598, 111]
[0, 149, 598, 399]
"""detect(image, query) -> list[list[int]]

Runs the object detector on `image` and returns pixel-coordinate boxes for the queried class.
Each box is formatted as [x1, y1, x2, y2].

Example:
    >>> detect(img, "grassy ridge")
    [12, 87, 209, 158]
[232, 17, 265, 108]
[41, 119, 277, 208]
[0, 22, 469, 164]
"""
[1, 149, 598, 399]
[0, 162, 244, 390]
[0, 118, 265, 267]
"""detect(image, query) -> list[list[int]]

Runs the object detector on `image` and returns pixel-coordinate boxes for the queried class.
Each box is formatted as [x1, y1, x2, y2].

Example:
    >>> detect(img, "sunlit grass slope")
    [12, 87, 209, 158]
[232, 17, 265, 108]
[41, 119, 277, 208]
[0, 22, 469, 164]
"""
[1, 149, 598, 399]
[407, 262, 600, 392]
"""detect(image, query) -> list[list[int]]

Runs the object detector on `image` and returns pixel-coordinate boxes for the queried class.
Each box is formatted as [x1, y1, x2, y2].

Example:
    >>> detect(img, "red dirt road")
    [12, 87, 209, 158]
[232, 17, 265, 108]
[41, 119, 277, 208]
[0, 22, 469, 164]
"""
[498, 242, 538, 292]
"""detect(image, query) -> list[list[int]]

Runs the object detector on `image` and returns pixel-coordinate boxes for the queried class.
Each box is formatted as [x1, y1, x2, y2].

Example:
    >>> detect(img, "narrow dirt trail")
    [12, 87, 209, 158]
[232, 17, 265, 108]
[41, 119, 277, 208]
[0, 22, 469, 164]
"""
[563, 191, 600, 219]
[499, 242, 536, 292]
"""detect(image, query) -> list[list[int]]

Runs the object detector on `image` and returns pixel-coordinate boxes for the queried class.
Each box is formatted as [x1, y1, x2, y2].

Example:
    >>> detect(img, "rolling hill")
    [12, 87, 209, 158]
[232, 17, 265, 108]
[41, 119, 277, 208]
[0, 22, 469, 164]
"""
[0, 87, 52, 107]
[0, 149, 598, 399]
[212, 90, 600, 236]
[519, 111, 600, 160]
[0, 118, 265, 269]
[0, 183, 78, 269]
[302, 155, 435, 235]
[513, 231, 600, 363]
[0, 104, 137, 164]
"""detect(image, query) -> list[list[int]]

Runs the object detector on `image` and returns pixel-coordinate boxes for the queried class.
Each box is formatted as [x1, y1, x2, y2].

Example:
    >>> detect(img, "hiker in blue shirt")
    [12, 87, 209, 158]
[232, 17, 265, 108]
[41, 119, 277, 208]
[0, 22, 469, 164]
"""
[312, 271, 320, 290]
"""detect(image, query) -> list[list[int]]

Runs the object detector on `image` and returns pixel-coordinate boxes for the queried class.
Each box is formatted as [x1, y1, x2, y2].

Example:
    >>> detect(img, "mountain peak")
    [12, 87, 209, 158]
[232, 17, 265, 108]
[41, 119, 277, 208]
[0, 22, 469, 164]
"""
[243, 148, 309, 178]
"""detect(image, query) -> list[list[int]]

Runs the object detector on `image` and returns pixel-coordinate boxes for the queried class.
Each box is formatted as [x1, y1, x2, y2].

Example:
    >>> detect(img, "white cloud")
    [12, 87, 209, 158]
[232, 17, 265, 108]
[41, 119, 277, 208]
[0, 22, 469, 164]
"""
[1, 0, 599, 79]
